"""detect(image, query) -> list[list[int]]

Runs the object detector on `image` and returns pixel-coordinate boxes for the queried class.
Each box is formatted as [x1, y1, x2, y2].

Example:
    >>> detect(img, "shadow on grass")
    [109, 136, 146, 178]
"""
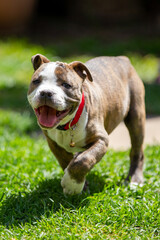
[0, 85, 29, 111]
[0, 172, 106, 228]
[46, 37, 160, 58]
[144, 83, 160, 115]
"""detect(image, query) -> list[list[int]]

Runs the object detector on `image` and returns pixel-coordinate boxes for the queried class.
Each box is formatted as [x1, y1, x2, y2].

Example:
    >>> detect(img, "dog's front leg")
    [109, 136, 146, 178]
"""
[61, 136, 109, 195]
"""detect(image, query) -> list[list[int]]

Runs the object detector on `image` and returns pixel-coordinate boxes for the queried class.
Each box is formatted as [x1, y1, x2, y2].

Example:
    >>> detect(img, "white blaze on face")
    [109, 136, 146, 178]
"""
[28, 62, 68, 111]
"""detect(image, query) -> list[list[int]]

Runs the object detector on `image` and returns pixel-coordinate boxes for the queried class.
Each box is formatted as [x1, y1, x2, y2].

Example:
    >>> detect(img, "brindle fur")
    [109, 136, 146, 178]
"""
[29, 55, 145, 188]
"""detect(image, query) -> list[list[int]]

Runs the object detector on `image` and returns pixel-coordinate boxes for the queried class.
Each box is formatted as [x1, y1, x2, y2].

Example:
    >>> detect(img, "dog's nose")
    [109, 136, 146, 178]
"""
[40, 91, 53, 98]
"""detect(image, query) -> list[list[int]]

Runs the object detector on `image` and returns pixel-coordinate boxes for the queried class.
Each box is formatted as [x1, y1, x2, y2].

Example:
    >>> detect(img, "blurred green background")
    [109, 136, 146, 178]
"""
[0, 0, 160, 135]
[0, 37, 160, 136]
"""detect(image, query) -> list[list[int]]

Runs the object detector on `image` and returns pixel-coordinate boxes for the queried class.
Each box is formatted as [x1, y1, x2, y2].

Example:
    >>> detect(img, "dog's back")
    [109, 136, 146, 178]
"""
[84, 56, 141, 134]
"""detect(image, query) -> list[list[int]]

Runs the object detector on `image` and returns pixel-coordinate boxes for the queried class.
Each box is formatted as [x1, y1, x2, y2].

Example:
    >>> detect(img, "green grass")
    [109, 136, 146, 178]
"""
[0, 123, 160, 239]
[0, 38, 160, 239]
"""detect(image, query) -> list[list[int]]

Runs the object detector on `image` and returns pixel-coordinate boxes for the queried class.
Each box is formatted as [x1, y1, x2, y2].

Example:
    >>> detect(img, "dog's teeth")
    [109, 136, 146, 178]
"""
[56, 111, 61, 117]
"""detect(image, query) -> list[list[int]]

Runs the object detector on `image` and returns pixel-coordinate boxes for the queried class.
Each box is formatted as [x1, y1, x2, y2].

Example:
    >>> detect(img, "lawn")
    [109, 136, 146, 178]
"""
[0, 126, 160, 239]
[0, 38, 160, 239]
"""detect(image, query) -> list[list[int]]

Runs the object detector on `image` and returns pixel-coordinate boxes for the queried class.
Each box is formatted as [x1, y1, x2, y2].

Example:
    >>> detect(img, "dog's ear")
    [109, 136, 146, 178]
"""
[69, 61, 93, 82]
[31, 54, 50, 71]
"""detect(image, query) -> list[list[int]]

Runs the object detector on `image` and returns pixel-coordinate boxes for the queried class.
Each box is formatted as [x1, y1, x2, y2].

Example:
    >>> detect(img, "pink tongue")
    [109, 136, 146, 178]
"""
[38, 106, 57, 128]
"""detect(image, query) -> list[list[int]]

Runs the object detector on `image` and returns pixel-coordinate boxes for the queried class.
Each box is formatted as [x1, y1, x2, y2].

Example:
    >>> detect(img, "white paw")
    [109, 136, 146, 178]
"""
[61, 168, 85, 195]
[130, 182, 143, 190]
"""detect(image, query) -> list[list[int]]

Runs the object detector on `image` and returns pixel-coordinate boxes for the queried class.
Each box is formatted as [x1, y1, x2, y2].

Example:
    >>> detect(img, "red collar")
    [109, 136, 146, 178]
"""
[57, 92, 85, 131]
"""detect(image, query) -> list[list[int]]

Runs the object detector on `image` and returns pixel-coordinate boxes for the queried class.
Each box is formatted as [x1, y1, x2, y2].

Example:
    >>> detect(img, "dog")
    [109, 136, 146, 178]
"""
[28, 54, 145, 195]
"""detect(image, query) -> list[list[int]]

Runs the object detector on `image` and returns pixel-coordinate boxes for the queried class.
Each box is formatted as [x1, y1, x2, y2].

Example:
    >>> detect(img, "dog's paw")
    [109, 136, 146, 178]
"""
[61, 168, 85, 195]
[130, 181, 143, 190]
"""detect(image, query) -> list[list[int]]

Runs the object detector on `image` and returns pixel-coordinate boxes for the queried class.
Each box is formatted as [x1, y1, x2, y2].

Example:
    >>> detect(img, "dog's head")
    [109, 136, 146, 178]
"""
[27, 54, 93, 129]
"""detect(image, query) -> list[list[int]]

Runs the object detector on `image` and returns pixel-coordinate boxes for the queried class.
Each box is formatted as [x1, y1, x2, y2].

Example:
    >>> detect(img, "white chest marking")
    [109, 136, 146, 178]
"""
[47, 107, 88, 153]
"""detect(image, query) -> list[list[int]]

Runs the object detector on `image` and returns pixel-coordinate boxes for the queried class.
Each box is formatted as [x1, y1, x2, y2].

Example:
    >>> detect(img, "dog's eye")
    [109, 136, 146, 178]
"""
[62, 82, 72, 89]
[32, 79, 40, 85]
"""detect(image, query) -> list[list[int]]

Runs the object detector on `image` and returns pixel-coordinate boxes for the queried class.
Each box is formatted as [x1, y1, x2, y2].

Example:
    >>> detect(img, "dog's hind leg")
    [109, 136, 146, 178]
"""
[124, 107, 145, 184]
[124, 72, 145, 184]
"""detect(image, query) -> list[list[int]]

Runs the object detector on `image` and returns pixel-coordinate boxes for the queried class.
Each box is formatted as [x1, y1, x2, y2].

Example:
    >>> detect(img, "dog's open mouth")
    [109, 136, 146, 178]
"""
[34, 105, 70, 128]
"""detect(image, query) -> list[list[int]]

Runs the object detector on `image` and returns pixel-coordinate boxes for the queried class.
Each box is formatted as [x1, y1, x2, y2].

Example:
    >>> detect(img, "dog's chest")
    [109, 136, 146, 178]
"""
[47, 108, 88, 153]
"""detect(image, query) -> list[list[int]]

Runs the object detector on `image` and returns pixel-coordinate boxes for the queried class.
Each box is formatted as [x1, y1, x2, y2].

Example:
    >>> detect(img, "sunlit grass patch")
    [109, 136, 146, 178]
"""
[0, 39, 46, 88]
[129, 53, 159, 83]
[0, 128, 159, 239]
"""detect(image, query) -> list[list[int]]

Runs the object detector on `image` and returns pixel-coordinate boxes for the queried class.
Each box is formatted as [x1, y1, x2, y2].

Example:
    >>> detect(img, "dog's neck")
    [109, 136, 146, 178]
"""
[56, 92, 85, 131]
